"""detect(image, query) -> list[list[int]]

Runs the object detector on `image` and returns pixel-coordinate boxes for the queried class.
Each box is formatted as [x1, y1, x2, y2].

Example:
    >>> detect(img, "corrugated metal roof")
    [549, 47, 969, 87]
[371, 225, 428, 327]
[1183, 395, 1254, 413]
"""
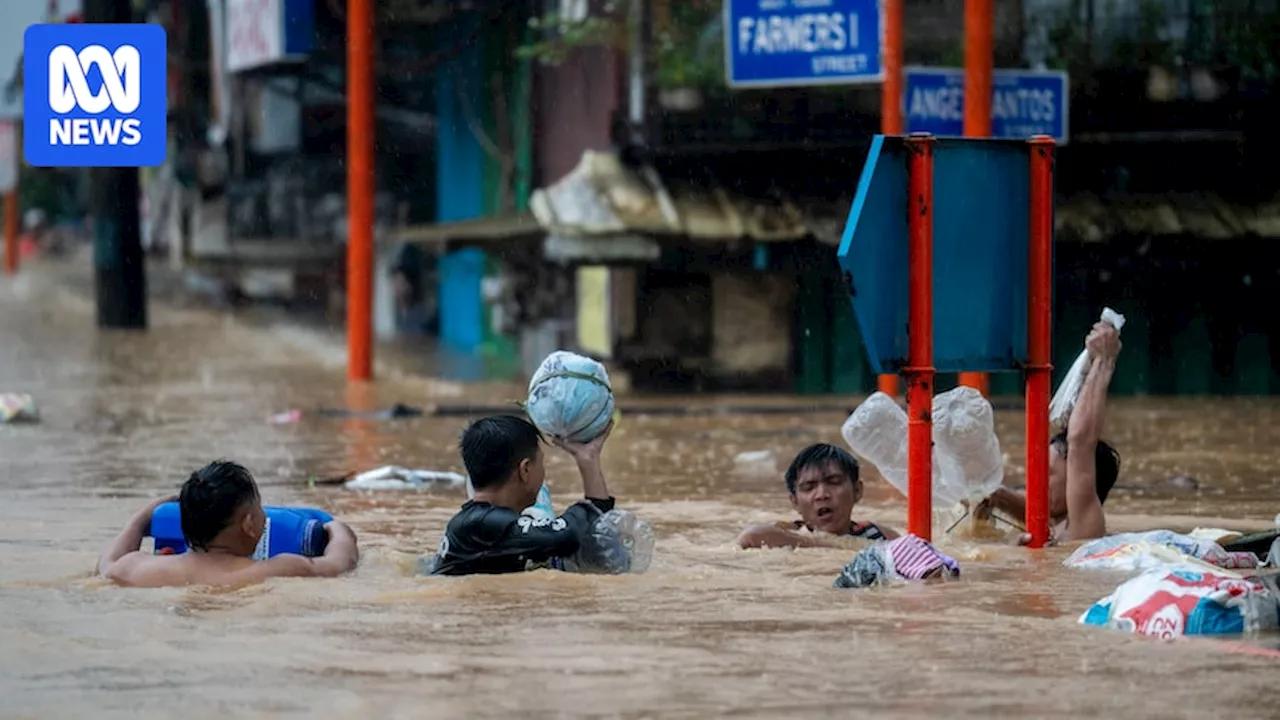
[1056, 193, 1280, 241]
[529, 150, 847, 244]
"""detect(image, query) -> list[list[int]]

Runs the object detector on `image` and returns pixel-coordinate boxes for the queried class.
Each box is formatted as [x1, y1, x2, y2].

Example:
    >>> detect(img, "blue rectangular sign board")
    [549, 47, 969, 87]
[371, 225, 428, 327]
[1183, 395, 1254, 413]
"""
[837, 136, 1035, 373]
[724, 0, 883, 88]
[904, 66, 1069, 144]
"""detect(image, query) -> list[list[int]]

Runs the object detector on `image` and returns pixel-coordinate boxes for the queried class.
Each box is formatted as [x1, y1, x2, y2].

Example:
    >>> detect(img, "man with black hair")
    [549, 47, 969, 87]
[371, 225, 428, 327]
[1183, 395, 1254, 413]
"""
[430, 414, 615, 576]
[737, 443, 900, 549]
[97, 460, 359, 587]
[976, 321, 1123, 543]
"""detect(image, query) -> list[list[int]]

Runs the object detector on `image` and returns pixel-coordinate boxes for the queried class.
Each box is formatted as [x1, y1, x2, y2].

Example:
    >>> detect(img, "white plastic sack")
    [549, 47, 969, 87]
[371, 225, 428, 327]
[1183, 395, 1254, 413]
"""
[344, 466, 467, 491]
[525, 350, 615, 444]
[1049, 308, 1126, 428]
[1064, 530, 1260, 574]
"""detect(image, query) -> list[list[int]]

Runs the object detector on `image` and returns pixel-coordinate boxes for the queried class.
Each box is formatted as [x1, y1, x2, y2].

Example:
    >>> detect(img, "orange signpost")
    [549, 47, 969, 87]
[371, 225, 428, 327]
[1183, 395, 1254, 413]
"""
[959, 0, 994, 397]
[1, 121, 16, 276]
[346, 0, 374, 381]
[878, 0, 904, 398]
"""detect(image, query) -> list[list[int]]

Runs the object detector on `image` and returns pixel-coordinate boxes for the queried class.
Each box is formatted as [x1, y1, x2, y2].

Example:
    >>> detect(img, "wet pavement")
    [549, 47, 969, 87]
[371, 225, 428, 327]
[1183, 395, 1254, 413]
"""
[2, 258, 1279, 719]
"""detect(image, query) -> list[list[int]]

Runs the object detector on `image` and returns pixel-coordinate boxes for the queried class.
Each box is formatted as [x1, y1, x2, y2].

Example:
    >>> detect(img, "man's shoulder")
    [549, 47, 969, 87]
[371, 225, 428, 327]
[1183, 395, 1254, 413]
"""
[105, 552, 192, 587]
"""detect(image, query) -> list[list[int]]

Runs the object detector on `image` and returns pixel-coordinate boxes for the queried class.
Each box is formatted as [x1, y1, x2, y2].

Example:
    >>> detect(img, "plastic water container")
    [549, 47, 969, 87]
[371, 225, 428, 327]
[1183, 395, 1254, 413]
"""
[841, 391, 914, 496]
[841, 388, 1004, 508]
[931, 386, 1005, 505]
[563, 509, 656, 575]
[149, 502, 332, 559]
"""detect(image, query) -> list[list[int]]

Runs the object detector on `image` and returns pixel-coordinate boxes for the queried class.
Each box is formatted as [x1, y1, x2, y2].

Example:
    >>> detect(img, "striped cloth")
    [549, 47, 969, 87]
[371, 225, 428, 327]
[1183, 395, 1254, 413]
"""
[885, 535, 960, 580]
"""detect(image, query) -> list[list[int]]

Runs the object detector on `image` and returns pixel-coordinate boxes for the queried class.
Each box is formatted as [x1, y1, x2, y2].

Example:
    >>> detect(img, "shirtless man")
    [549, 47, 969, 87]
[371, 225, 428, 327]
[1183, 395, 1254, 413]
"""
[97, 460, 359, 587]
[738, 443, 900, 549]
[977, 321, 1122, 543]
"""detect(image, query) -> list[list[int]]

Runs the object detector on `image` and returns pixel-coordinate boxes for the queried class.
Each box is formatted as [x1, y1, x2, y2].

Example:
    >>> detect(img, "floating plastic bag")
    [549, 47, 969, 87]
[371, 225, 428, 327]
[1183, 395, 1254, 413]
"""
[1049, 308, 1126, 428]
[841, 387, 1004, 508]
[0, 393, 38, 423]
[1079, 566, 1280, 638]
[563, 509, 655, 575]
[344, 466, 467, 491]
[834, 534, 961, 588]
[1065, 530, 1260, 574]
[525, 350, 615, 443]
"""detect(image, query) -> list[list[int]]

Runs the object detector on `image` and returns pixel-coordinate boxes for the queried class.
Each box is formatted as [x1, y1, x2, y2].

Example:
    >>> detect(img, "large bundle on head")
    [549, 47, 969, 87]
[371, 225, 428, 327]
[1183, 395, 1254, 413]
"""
[526, 350, 615, 443]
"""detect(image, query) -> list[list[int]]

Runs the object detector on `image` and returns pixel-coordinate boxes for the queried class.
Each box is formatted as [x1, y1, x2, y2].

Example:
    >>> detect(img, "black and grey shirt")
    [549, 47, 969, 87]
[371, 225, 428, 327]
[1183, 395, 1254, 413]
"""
[429, 496, 616, 576]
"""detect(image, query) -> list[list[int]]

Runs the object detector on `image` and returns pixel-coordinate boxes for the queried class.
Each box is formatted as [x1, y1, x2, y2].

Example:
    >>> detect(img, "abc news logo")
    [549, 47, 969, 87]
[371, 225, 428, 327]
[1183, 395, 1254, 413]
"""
[48, 44, 143, 147]
[24, 24, 166, 168]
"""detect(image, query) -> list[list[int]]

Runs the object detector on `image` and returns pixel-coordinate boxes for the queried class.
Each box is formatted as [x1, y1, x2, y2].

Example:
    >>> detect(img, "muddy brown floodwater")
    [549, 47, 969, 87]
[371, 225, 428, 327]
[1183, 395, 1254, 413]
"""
[2, 260, 1279, 719]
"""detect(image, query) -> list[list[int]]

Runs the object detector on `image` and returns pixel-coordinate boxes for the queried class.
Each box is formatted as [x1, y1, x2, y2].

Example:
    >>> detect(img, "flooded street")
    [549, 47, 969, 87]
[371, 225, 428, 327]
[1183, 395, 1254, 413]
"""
[2, 260, 1279, 719]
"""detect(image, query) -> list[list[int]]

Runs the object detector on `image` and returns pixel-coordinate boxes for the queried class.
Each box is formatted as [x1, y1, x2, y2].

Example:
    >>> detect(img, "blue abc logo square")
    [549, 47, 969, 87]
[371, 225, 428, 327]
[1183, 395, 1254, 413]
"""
[24, 23, 167, 168]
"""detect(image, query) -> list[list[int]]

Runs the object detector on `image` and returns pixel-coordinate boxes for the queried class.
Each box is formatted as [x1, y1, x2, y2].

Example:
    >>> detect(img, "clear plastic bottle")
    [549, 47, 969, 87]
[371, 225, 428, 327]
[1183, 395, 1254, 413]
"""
[563, 509, 655, 574]
[841, 389, 1003, 510]
[841, 392, 911, 495]
[931, 386, 1005, 505]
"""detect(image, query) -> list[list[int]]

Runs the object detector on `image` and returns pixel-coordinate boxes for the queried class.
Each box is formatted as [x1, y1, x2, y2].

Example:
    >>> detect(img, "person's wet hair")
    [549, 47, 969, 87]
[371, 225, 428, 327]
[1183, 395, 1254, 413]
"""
[1051, 432, 1121, 503]
[179, 460, 260, 551]
[785, 443, 860, 495]
[460, 415, 543, 490]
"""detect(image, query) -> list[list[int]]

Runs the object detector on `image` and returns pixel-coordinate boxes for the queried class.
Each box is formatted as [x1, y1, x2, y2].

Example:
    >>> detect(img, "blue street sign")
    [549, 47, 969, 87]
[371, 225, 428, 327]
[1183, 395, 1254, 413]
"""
[904, 66, 1069, 144]
[724, 0, 883, 88]
[838, 136, 1036, 373]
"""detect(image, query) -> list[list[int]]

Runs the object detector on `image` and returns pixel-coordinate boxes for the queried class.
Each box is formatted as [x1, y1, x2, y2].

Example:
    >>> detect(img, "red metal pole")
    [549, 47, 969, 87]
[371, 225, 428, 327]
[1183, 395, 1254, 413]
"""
[1025, 135, 1055, 548]
[3, 191, 16, 275]
[877, 0, 904, 399]
[905, 133, 935, 541]
[959, 0, 994, 397]
[346, 0, 374, 381]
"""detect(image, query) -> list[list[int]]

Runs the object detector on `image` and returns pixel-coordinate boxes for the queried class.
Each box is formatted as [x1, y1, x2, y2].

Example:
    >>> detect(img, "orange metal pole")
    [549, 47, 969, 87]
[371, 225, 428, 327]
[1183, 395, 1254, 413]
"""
[346, 0, 374, 381]
[878, 0, 904, 398]
[1025, 135, 1055, 548]
[882, 0, 903, 135]
[3, 191, 16, 275]
[905, 133, 935, 541]
[959, 0, 994, 397]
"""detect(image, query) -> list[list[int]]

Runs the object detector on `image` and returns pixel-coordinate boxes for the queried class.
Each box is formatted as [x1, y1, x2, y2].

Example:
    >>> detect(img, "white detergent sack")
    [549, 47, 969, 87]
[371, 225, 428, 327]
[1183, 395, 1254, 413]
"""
[1064, 530, 1260, 574]
[526, 350, 615, 444]
[1049, 308, 1126, 428]
[1080, 565, 1280, 638]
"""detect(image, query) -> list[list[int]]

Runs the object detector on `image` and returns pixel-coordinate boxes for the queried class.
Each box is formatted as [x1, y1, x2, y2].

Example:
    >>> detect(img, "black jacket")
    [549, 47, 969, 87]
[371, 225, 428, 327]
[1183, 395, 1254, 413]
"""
[430, 496, 616, 576]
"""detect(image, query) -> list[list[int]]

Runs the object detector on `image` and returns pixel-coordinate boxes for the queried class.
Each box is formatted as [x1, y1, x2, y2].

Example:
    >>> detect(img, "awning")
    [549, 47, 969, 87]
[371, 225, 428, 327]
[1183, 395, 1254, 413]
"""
[529, 150, 850, 245]
[395, 213, 542, 246]
[1056, 193, 1280, 242]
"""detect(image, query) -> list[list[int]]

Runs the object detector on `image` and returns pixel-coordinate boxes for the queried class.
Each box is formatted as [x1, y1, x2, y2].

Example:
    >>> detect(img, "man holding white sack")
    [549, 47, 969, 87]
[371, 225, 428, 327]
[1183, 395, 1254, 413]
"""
[976, 321, 1123, 544]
